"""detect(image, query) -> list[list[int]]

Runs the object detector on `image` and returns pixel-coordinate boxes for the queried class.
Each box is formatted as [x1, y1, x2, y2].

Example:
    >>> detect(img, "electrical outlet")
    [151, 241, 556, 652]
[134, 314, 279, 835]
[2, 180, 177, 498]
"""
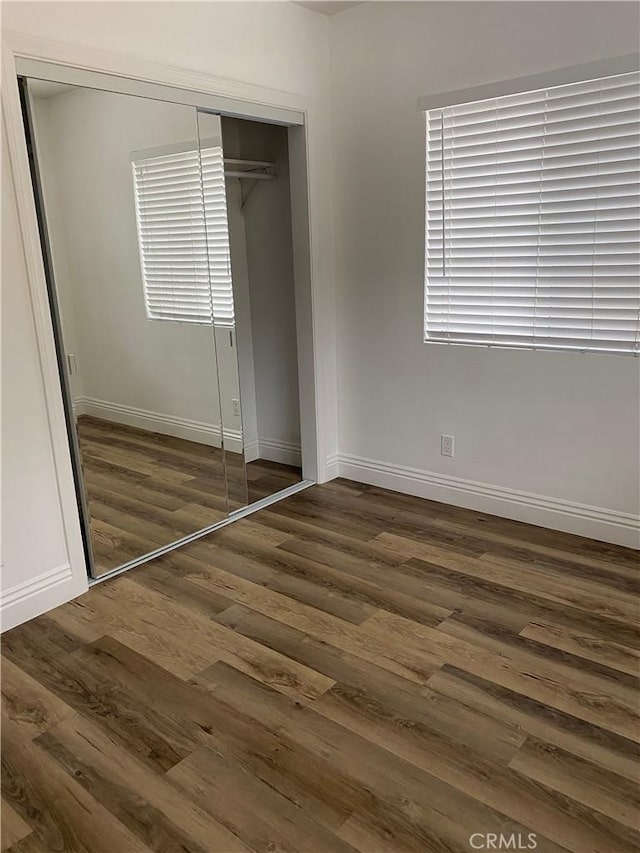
[441, 434, 455, 457]
[232, 398, 241, 417]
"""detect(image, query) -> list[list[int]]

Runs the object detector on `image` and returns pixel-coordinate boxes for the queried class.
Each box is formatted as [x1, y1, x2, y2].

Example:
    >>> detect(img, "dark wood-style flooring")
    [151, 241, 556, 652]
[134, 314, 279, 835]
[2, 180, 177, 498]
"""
[76, 416, 302, 575]
[2, 480, 639, 852]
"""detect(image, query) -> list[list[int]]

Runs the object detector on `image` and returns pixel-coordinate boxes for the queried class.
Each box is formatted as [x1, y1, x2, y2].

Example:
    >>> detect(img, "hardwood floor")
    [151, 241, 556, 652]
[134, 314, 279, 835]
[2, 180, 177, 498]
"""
[76, 416, 302, 575]
[2, 480, 639, 852]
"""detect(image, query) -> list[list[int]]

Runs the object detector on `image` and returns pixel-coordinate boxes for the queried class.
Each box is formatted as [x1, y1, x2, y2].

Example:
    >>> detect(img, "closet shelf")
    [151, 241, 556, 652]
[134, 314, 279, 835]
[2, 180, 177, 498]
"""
[224, 158, 276, 180]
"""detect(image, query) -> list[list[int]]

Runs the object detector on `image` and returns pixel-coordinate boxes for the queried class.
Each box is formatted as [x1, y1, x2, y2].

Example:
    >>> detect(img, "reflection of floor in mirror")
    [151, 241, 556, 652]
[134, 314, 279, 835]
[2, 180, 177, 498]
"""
[76, 416, 302, 577]
[228, 452, 304, 509]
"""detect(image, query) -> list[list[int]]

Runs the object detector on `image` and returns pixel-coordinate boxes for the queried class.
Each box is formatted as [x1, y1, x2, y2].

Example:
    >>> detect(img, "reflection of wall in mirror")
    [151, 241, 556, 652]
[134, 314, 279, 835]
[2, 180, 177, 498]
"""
[30, 87, 231, 446]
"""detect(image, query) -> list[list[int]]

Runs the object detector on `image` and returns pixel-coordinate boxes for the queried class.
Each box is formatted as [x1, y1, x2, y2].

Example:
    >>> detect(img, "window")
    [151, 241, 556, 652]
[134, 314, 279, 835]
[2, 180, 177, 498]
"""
[132, 146, 234, 326]
[424, 70, 640, 354]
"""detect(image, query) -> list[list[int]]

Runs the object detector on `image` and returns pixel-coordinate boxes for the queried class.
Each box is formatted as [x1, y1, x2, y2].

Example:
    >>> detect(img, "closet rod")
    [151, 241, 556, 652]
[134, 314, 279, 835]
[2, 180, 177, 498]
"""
[223, 157, 276, 180]
[225, 171, 274, 180]
[224, 158, 273, 168]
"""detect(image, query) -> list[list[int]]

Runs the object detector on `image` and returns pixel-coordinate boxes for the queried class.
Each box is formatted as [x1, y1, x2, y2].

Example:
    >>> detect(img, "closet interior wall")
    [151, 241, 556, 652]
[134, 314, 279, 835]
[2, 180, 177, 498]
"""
[222, 116, 302, 505]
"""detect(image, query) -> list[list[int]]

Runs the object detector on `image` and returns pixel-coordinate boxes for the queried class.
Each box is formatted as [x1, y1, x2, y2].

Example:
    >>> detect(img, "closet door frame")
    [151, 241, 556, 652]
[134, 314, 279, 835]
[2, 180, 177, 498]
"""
[2, 31, 332, 592]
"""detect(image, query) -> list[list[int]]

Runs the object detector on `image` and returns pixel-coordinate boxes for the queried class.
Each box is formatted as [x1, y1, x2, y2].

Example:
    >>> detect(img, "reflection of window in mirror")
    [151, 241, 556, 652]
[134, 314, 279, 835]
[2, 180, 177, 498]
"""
[131, 146, 234, 326]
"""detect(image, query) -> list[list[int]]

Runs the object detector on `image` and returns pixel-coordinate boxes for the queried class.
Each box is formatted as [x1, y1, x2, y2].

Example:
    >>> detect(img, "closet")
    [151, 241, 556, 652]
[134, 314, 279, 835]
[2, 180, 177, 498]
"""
[20, 73, 311, 580]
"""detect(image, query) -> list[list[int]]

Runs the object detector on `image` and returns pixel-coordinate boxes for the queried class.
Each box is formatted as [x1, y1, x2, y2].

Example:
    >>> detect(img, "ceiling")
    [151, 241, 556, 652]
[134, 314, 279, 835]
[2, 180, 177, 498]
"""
[294, 2, 364, 15]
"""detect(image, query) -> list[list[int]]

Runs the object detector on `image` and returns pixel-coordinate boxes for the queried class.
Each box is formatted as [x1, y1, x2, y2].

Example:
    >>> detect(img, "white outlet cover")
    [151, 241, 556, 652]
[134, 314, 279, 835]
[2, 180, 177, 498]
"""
[441, 434, 455, 457]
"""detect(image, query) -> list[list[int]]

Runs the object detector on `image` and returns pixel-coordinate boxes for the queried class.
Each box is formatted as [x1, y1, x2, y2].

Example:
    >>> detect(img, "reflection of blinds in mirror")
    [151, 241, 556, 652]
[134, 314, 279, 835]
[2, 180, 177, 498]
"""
[425, 71, 640, 354]
[132, 147, 234, 326]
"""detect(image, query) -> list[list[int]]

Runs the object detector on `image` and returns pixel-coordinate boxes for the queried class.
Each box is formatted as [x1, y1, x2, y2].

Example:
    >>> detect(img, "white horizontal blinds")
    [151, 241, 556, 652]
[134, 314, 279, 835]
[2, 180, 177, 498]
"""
[200, 147, 234, 326]
[132, 147, 234, 326]
[425, 71, 640, 354]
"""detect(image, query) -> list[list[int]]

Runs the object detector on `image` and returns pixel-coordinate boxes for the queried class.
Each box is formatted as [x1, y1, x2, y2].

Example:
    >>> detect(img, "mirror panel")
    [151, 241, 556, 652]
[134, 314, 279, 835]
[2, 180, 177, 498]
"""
[26, 80, 230, 576]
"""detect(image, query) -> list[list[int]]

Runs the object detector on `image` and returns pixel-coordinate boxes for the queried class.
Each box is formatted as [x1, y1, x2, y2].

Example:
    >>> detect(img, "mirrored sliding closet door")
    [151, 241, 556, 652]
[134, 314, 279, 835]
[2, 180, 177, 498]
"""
[22, 75, 306, 579]
[23, 81, 235, 577]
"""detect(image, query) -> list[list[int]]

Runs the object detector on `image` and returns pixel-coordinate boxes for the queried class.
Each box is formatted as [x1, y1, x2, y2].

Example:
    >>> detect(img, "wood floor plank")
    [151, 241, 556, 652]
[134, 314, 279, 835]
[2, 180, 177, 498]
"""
[1, 657, 75, 740]
[102, 576, 336, 702]
[442, 613, 640, 692]
[273, 535, 454, 626]
[251, 508, 409, 561]
[359, 484, 638, 569]
[2, 614, 84, 660]
[213, 603, 526, 764]
[377, 532, 639, 624]
[36, 712, 253, 853]
[509, 736, 640, 830]
[398, 555, 640, 648]
[198, 662, 569, 853]
[131, 561, 236, 617]
[1, 714, 151, 853]
[337, 811, 436, 853]
[266, 495, 383, 541]
[520, 619, 640, 677]
[80, 637, 356, 832]
[183, 559, 443, 685]
[389, 501, 640, 580]
[313, 685, 637, 853]
[166, 746, 357, 853]
[2, 477, 638, 852]
[188, 535, 376, 625]
[438, 614, 640, 726]
[7, 832, 50, 853]
[2, 633, 188, 775]
[362, 610, 639, 741]
[51, 591, 216, 679]
[4, 835, 51, 853]
[1, 799, 31, 851]
[428, 665, 640, 783]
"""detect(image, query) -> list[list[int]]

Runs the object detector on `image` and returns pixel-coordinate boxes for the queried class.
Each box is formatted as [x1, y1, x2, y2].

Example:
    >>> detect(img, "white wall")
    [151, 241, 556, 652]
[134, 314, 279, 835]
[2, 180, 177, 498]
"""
[4, 1, 331, 99]
[330, 1, 640, 545]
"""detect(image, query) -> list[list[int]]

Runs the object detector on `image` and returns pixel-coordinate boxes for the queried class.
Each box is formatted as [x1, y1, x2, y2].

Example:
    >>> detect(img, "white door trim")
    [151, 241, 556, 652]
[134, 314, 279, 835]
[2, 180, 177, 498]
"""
[2, 42, 90, 629]
[15, 56, 305, 126]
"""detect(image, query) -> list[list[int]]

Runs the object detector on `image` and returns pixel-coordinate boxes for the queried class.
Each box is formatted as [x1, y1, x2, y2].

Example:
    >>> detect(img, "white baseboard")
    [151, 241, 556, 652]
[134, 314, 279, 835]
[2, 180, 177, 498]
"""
[334, 452, 639, 550]
[1, 564, 88, 632]
[241, 437, 301, 466]
[241, 437, 302, 467]
[75, 396, 244, 453]
[222, 428, 243, 456]
[243, 439, 260, 464]
[258, 437, 302, 467]
[325, 453, 340, 482]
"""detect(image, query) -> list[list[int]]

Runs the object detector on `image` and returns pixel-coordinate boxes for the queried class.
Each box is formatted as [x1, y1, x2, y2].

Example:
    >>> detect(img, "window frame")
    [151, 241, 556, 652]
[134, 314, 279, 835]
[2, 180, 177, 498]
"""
[420, 54, 640, 356]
